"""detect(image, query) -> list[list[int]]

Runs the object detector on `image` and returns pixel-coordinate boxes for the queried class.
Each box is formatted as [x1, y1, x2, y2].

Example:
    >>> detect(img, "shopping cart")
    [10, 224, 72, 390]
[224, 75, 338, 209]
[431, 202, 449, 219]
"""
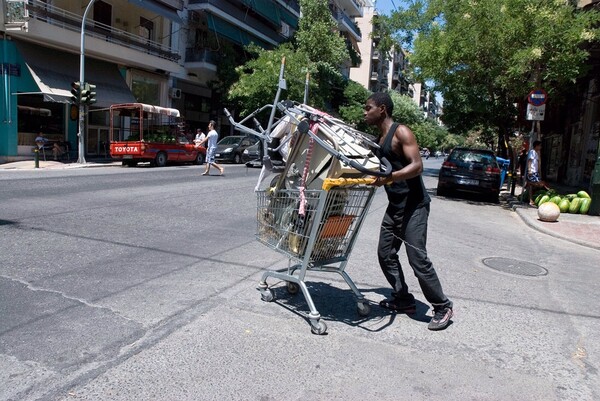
[225, 59, 392, 334]
[256, 180, 377, 334]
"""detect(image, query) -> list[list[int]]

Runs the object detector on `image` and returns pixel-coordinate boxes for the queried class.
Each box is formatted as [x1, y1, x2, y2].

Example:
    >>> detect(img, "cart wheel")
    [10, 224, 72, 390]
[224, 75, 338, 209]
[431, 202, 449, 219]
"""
[310, 320, 327, 335]
[287, 282, 300, 295]
[260, 288, 275, 302]
[357, 302, 371, 316]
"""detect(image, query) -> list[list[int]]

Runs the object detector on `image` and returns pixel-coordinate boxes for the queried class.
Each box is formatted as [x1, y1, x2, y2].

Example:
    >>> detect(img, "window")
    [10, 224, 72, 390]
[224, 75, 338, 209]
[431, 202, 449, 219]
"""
[139, 17, 154, 41]
[131, 74, 161, 105]
[93, 1, 112, 28]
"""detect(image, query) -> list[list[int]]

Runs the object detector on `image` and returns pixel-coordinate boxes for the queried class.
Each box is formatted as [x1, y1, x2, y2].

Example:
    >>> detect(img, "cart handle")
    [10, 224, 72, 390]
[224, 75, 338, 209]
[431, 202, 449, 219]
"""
[322, 178, 375, 190]
[297, 120, 393, 178]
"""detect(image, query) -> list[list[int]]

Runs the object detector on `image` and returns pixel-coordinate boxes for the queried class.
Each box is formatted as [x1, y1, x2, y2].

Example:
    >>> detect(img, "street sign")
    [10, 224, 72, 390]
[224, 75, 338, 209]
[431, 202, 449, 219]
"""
[528, 89, 547, 106]
[526, 103, 546, 121]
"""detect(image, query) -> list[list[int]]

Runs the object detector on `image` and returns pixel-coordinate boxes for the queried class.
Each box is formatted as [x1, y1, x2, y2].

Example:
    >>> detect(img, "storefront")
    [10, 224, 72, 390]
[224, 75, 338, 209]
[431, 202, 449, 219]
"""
[0, 39, 136, 161]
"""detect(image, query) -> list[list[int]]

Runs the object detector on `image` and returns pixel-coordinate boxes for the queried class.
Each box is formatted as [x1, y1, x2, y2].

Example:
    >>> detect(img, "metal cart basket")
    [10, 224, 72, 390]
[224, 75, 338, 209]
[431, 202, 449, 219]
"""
[257, 182, 376, 334]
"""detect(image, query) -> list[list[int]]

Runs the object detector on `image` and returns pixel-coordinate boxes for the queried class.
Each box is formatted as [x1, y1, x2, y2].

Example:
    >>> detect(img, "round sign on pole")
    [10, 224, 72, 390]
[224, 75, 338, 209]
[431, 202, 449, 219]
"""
[528, 89, 547, 106]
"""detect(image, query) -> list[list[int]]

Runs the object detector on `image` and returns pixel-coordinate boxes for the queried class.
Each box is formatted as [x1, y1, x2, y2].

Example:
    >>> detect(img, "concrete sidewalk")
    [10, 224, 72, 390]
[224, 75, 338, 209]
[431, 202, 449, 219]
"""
[503, 193, 600, 251]
[0, 159, 120, 170]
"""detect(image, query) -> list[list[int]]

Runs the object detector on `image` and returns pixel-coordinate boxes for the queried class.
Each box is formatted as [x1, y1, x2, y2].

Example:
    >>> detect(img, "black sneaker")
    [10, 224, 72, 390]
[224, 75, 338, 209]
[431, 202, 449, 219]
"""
[379, 298, 417, 314]
[428, 306, 453, 331]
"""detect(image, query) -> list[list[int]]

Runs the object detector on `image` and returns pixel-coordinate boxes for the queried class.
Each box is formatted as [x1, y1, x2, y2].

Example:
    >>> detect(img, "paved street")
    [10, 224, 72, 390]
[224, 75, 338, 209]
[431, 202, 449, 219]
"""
[1, 159, 599, 401]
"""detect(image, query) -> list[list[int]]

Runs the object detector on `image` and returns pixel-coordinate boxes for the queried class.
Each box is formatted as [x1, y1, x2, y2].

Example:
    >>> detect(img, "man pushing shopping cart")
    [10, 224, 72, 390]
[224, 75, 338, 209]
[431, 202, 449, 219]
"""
[226, 59, 453, 334]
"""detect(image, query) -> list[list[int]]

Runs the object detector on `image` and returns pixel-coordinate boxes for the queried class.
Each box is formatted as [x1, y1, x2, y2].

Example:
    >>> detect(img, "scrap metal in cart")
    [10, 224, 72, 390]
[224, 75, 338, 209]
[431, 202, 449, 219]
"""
[226, 68, 391, 334]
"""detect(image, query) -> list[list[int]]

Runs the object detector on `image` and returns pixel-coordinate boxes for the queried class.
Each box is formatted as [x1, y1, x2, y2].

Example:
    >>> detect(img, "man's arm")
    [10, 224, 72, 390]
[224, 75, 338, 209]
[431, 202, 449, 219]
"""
[374, 125, 423, 186]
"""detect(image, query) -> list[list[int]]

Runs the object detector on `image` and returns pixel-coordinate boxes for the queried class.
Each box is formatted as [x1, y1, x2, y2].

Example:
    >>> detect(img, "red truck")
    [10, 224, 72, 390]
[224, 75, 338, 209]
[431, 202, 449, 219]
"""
[109, 103, 205, 167]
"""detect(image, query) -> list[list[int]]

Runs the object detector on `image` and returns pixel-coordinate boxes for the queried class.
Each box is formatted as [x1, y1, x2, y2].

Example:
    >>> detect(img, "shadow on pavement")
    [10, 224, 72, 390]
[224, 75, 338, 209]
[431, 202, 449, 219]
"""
[264, 282, 432, 333]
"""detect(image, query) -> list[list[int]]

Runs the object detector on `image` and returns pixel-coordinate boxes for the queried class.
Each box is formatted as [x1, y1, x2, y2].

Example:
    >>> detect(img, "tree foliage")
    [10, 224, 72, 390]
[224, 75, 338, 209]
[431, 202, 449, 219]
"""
[381, 0, 600, 152]
[338, 80, 372, 132]
[227, 44, 318, 116]
[295, 0, 349, 68]
[227, 0, 352, 115]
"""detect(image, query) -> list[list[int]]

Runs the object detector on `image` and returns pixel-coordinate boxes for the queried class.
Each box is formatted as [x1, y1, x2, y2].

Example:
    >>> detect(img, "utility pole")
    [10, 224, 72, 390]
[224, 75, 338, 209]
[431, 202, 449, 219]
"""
[77, 0, 96, 164]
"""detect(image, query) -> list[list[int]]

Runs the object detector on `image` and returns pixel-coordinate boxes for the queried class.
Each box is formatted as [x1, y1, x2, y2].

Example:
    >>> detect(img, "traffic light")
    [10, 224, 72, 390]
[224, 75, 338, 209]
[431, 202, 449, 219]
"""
[80, 83, 90, 104]
[80, 83, 97, 105]
[87, 83, 97, 105]
[70, 81, 81, 104]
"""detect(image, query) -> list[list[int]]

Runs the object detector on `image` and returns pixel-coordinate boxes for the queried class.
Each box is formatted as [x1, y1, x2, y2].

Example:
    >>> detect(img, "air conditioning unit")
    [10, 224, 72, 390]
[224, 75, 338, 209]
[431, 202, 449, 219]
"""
[169, 88, 182, 99]
[280, 22, 290, 38]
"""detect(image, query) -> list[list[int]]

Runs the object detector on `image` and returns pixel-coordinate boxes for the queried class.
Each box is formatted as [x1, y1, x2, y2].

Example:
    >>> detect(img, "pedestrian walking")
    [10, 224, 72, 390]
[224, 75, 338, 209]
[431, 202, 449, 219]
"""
[198, 120, 224, 176]
[193, 128, 205, 148]
[364, 92, 453, 331]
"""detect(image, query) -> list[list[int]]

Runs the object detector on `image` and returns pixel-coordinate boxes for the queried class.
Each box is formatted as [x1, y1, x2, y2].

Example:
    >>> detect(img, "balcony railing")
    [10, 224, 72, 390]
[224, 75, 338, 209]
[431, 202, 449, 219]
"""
[16, 0, 179, 62]
[335, 10, 361, 39]
[185, 47, 219, 64]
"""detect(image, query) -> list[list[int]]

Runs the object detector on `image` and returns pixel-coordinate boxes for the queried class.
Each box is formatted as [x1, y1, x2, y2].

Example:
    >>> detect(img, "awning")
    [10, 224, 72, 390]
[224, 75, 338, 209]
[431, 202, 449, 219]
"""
[128, 0, 182, 23]
[242, 0, 280, 26]
[15, 40, 136, 108]
[207, 14, 269, 48]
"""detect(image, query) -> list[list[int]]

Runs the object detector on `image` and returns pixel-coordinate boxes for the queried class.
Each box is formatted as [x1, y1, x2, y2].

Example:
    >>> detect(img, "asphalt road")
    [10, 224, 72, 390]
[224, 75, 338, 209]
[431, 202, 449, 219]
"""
[1, 159, 599, 401]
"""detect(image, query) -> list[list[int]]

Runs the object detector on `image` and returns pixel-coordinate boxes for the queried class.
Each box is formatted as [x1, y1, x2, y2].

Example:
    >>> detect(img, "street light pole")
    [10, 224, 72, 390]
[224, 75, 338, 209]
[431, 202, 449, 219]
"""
[77, 0, 96, 164]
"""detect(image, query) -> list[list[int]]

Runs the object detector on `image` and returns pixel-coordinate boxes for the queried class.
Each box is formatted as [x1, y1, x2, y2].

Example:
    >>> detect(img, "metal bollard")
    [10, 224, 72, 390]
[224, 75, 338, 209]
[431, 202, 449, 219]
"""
[34, 148, 40, 169]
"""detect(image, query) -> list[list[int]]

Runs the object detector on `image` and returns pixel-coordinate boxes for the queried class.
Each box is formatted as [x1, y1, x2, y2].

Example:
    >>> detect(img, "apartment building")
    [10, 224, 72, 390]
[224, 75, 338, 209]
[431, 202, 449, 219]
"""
[349, 3, 441, 121]
[0, 0, 304, 162]
[0, 0, 375, 162]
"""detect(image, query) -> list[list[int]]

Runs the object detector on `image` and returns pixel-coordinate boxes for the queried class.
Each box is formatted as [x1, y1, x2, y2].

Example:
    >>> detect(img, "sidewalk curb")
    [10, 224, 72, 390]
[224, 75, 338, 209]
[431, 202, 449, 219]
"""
[0, 161, 121, 170]
[503, 194, 600, 251]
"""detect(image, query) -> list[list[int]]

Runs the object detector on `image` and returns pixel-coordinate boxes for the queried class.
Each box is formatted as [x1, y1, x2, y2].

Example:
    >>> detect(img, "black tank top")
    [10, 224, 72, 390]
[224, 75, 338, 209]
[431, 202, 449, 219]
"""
[376, 123, 430, 208]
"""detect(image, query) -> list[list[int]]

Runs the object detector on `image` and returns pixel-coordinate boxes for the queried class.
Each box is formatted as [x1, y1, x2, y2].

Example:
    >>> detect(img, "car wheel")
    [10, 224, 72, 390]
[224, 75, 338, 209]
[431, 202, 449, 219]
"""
[234, 153, 242, 164]
[194, 152, 204, 165]
[487, 193, 499, 203]
[154, 152, 167, 167]
[437, 185, 448, 197]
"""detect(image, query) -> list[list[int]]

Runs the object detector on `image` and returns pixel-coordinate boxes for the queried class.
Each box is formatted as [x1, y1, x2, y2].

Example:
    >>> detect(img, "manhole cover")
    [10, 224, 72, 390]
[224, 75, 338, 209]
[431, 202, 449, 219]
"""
[482, 257, 548, 277]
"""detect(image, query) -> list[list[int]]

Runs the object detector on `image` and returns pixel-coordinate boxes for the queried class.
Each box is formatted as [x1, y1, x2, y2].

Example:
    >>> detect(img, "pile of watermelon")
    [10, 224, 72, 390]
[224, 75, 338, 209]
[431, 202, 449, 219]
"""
[533, 190, 592, 214]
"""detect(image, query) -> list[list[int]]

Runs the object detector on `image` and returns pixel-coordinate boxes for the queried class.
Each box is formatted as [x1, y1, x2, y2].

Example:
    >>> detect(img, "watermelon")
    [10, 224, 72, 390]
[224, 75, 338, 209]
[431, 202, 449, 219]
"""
[534, 193, 545, 204]
[569, 197, 582, 214]
[565, 194, 578, 201]
[558, 199, 570, 213]
[537, 195, 551, 206]
[538, 202, 560, 222]
[550, 196, 562, 205]
[579, 198, 591, 215]
[577, 190, 591, 199]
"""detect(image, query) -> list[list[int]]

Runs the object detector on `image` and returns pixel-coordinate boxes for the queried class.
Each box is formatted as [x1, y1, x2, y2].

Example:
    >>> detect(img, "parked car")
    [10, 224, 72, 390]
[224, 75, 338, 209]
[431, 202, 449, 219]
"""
[437, 147, 501, 201]
[215, 135, 259, 164]
[242, 141, 263, 167]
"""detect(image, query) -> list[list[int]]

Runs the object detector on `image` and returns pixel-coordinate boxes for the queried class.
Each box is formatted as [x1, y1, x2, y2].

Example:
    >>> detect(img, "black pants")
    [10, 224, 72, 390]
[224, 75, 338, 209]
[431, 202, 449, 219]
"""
[378, 203, 452, 309]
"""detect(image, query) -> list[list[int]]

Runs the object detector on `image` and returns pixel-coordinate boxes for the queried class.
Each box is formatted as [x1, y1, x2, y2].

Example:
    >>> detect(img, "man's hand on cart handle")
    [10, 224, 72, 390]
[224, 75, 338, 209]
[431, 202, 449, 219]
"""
[371, 175, 394, 187]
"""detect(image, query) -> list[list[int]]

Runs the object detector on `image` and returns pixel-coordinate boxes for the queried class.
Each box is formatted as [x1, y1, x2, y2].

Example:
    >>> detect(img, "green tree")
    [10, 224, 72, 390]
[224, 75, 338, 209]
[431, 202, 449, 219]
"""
[389, 90, 424, 127]
[381, 0, 600, 155]
[227, 0, 354, 115]
[295, 0, 349, 68]
[338, 80, 372, 131]
[227, 44, 318, 116]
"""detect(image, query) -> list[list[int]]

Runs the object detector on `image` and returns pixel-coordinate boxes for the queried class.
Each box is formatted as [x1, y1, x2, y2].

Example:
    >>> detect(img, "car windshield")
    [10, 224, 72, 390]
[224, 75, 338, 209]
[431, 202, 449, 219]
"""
[449, 149, 497, 166]
[218, 136, 243, 145]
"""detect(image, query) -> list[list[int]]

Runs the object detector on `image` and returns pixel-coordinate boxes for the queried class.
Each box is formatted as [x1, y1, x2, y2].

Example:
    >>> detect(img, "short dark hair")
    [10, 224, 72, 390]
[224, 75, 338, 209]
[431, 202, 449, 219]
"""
[533, 140, 542, 148]
[367, 92, 394, 116]
[209, 120, 217, 129]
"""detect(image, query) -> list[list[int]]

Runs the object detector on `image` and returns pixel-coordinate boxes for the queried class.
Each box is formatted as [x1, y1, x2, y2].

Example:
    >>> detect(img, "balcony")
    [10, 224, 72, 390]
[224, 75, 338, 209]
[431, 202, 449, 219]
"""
[334, 9, 362, 41]
[336, 0, 363, 17]
[5, 0, 179, 63]
[188, 0, 286, 46]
